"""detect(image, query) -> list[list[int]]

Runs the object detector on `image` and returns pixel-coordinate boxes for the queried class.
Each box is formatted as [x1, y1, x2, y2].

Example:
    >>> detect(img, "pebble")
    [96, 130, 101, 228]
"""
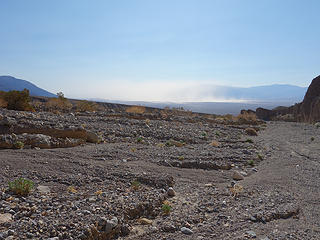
[37, 185, 51, 194]
[105, 217, 118, 233]
[181, 227, 193, 235]
[167, 187, 176, 197]
[247, 230, 257, 238]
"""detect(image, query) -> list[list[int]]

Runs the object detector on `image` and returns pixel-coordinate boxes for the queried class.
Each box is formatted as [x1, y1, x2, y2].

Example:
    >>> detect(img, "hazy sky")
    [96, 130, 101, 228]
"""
[0, 0, 319, 101]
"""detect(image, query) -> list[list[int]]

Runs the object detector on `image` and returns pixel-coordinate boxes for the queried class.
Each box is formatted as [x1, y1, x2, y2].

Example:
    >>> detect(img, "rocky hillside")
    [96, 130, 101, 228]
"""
[256, 75, 320, 123]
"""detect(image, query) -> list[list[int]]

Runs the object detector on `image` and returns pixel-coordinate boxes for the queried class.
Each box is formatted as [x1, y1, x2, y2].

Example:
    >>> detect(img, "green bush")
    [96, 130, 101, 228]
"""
[9, 177, 34, 196]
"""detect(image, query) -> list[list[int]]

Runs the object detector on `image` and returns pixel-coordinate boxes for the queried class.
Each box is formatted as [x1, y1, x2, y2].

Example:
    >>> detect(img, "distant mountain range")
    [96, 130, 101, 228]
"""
[0, 76, 56, 97]
[0, 75, 308, 115]
[201, 84, 307, 101]
[90, 84, 307, 115]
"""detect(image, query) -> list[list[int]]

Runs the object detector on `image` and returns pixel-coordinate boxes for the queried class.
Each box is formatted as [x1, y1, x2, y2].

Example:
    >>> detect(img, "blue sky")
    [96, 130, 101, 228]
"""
[0, 0, 319, 101]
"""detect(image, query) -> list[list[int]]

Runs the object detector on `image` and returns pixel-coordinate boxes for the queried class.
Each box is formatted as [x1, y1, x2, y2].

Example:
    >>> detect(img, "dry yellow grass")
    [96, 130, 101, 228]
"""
[210, 140, 220, 147]
[236, 112, 257, 122]
[126, 106, 146, 114]
[229, 184, 243, 197]
[46, 98, 72, 112]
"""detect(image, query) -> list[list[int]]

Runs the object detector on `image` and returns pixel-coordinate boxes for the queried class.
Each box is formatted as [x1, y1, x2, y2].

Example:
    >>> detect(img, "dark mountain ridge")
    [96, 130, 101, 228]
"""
[0, 76, 56, 97]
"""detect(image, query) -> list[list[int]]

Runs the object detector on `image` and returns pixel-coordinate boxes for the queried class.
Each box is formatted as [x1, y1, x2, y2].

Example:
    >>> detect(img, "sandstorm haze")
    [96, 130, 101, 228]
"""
[0, 0, 319, 102]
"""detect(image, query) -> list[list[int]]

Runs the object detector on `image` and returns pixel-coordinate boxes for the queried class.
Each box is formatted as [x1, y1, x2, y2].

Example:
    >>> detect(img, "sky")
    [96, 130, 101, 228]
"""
[0, 0, 319, 101]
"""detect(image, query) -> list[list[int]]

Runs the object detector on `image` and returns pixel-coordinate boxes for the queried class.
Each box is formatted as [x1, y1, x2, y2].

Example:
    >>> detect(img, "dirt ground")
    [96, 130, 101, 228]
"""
[0, 110, 319, 240]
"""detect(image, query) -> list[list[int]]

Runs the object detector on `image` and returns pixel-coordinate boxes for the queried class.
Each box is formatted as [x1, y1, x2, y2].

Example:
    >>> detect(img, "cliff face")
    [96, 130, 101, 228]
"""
[256, 75, 320, 123]
[298, 75, 320, 122]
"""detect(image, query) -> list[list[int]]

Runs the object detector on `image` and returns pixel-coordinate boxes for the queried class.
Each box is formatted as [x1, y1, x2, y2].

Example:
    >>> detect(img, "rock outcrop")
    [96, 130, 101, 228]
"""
[256, 75, 320, 123]
[0, 109, 102, 149]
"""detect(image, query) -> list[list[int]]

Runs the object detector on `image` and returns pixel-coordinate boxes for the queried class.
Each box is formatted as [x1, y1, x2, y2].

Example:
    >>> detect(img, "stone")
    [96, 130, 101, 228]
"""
[245, 128, 258, 136]
[247, 230, 257, 238]
[37, 185, 50, 194]
[232, 171, 244, 181]
[0, 213, 12, 224]
[240, 171, 248, 176]
[167, 187, 176, 197]
[181, 227, 193, 235]
[86, 131, 101, 143]
[138, 218, 153, 225]
[105, 217, 118, 234]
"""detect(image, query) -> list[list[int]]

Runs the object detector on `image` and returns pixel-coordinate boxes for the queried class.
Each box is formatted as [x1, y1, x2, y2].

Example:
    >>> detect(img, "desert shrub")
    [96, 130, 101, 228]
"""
[126, 106, 146, 114]
[46, 92, 72, 113]
[76, 100, 98, 112]
[1, 89, 33, 111]
[9, 177, 34, 196]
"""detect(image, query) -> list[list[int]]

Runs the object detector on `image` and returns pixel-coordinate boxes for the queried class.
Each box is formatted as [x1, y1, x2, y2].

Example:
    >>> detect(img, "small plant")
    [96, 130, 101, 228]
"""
[131, 180, 141, 190]
[257, 153, 263, 160]
[136, 137, 143, 143]
[248, 159, 255, 166]
[8, 178, 34, 196]
[215, 131, 221, 137]
[14, 141, 24, 149]
[145, 119, 151, 125]
[311, 137, 315, 141]
[178, 156, 185, 161]
[201, 132, 207, 137]
[130, 147, 137, 152]
[162, 203, 172, 215]
[246, 138, 254, 143]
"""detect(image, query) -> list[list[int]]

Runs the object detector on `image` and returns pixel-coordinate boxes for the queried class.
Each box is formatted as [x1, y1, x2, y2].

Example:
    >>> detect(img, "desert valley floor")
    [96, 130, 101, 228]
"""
[0, 109, 319, 240]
